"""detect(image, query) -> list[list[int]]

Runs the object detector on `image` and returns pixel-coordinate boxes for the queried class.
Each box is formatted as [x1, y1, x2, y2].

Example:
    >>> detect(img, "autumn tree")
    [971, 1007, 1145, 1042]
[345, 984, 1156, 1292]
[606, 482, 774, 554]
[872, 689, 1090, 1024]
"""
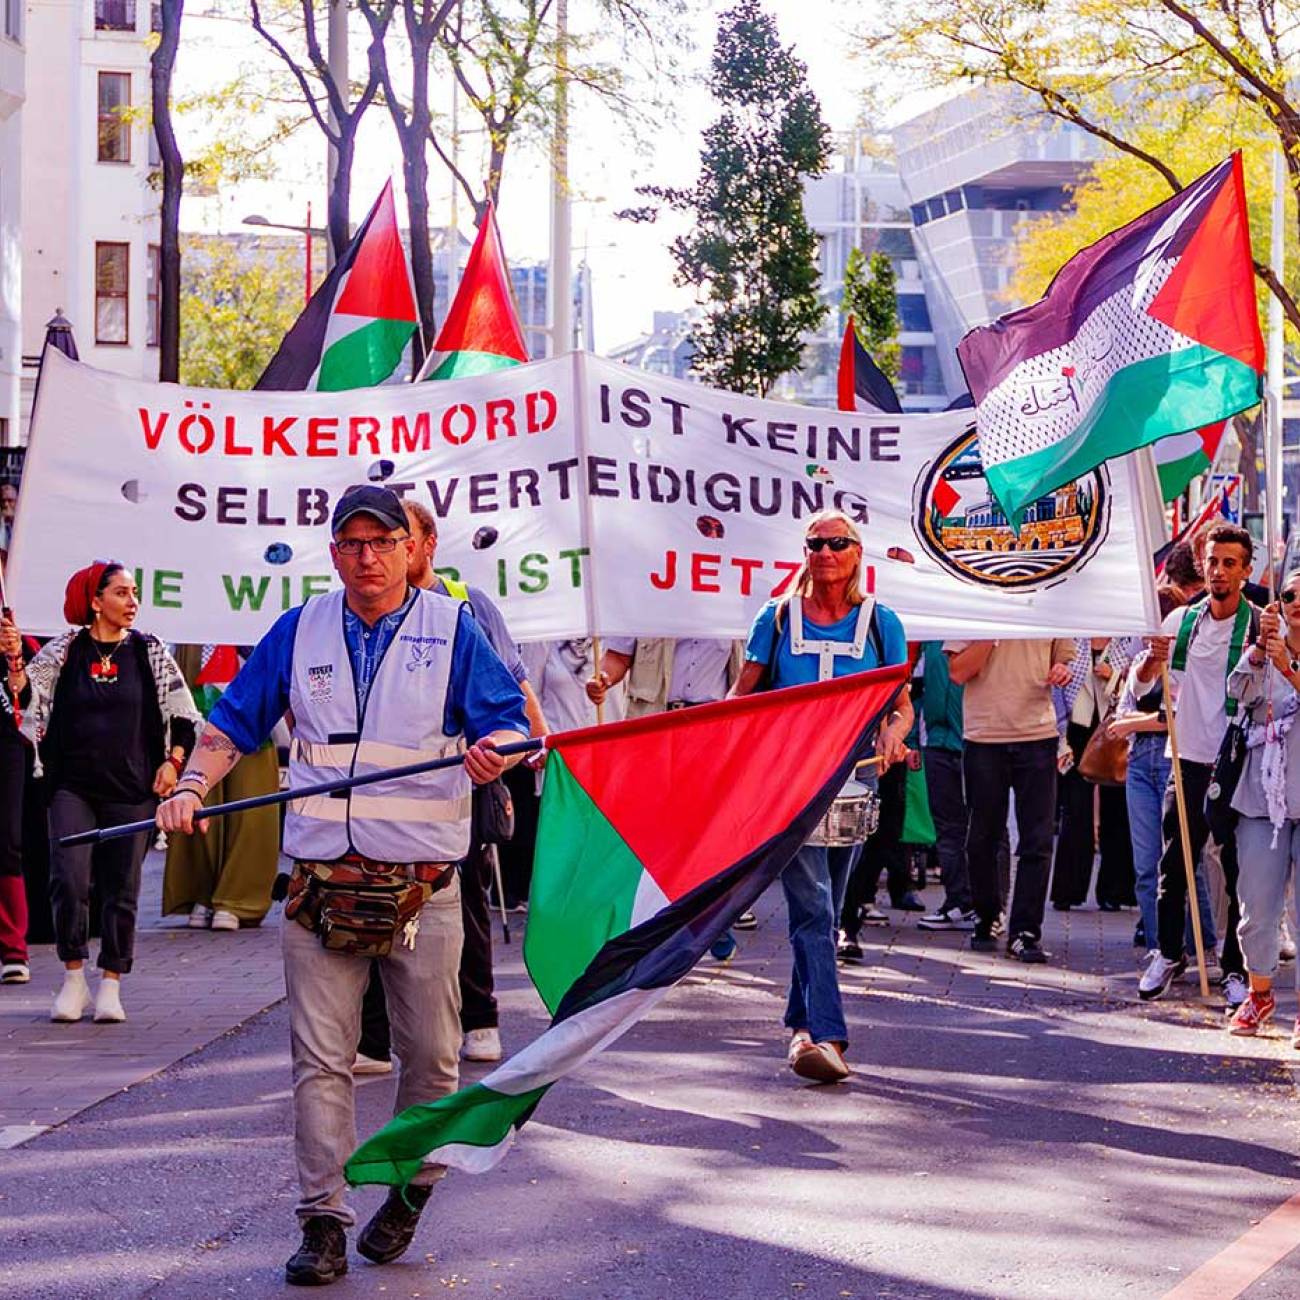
[623, 0, 830, 396]
[180, 237, 306, 389]
[860, 0, 1300, 332]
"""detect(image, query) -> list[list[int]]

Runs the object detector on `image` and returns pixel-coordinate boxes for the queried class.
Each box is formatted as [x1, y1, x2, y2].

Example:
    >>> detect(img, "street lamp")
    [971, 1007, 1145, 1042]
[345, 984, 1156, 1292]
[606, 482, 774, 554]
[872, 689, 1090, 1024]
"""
[242, 208, 327, 306]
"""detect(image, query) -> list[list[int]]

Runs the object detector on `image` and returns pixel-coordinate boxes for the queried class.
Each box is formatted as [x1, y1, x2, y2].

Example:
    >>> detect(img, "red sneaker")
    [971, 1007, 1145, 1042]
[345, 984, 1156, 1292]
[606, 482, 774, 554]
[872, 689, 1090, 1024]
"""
[1229, 990, 1276, 1036]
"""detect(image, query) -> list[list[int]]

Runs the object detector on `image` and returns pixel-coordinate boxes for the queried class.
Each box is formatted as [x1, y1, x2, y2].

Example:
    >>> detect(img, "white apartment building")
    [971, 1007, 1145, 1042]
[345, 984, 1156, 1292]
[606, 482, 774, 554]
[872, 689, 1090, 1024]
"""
[21, 0, 161, 428]
[0, 0, 23, 445]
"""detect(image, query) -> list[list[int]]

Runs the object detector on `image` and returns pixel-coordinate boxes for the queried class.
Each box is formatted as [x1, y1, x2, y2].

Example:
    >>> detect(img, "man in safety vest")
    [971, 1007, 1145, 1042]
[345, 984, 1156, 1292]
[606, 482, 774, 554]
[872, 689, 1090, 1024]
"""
[157, 484, 529, 1287]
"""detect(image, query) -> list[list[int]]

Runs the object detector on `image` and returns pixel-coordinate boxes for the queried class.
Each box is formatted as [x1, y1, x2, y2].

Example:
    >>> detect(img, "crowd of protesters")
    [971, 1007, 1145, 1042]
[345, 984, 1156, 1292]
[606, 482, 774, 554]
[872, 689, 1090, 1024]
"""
[1, 508, 1297, 1055]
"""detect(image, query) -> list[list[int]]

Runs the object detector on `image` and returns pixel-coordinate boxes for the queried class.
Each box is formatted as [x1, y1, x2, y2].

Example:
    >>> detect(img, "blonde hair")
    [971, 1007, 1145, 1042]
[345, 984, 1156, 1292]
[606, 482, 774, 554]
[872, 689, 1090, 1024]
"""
[775, 508, 865, 631]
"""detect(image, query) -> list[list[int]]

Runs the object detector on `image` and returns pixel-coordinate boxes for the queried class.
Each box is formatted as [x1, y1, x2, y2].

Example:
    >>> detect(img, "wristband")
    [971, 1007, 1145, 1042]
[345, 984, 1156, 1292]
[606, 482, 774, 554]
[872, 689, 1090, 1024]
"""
[167, 754, 185, 776]
[168, 786, 204, 804]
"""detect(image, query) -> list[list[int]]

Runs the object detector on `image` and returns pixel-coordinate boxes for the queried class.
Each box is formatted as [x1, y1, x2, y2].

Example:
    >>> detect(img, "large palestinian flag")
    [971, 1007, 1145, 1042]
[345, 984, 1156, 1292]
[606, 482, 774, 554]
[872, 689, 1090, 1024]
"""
[417, 201, 529, 381]
[255, 181, 417, 392]
[957, 153, 1264, 521]
[345, 666, 907, 1186]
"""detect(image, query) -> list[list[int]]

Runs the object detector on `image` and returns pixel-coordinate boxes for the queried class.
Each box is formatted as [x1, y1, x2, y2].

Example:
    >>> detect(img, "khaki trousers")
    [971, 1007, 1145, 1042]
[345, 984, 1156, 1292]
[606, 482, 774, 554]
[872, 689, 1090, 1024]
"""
[282, 874, 463, 1224]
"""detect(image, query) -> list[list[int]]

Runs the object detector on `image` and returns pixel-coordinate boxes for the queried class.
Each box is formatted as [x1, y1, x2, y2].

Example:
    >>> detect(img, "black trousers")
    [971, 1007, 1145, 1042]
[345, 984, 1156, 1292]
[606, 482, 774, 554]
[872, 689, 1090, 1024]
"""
[458, 843, 498, 1032]
[1052, 723, 1098, 908]
[358, 960, 391, 1062]
[923, 746, 971, 911]
[841, 763, 909, 935]
[1095, 784, 1135, 908]
[0, 724, 24, 880]
[47, 787, 154, 973]
[1155, 759, 1243, 977]
[964, 738, 1057, 941]
[496, 764, 540, 909]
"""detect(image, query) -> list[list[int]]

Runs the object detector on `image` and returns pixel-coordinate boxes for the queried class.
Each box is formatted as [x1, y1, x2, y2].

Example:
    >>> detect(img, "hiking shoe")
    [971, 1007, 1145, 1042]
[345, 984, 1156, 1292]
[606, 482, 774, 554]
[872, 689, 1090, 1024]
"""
[1229, 989, 1276, 1036]
[709, 931, 738, 964]
[1008, 932, 1049, 964]
[1222, 972, 1249, 1012]
[892, 891, 927, 912]
[0, 961, 30, 984]
[790, 1039, 850, 1084]
[970, 926, 997, 953]
[733, 911, 758, 931]
[918, 905, 976, 932]
[1138, 953, 1187, 1001]
[286, 1215, 348, 1286]
[837, 934, 864, 964]
[357, 1185, 433, 1265]
[461, 1027, 502, 1062]
[860, 901, 889, 927]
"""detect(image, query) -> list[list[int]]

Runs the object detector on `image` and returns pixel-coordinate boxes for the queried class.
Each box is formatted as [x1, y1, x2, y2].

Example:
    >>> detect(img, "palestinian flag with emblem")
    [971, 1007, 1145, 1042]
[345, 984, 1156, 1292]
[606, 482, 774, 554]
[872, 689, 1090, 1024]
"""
[958, 153, 1264, 522]
[345, 666, 907, 1186]
[255, 180, 417, 392]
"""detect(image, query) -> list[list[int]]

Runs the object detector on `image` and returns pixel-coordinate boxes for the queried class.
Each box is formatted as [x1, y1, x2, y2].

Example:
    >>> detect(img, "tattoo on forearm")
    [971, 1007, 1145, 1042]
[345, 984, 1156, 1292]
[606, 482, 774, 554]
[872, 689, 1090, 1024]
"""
[197, 732, 239, 756]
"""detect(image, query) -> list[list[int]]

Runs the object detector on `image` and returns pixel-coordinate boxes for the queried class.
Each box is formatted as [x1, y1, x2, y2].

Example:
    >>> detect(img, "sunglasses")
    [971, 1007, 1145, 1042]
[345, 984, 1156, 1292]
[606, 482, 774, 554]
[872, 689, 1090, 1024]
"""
[805, 536, 859, 553]
[1281, 590, 1299, 605]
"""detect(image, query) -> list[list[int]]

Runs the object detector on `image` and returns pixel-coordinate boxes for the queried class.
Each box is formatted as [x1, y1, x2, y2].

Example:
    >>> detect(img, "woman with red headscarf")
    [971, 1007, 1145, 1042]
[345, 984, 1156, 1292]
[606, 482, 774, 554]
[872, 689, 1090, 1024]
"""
[1, 563, 200, 1023]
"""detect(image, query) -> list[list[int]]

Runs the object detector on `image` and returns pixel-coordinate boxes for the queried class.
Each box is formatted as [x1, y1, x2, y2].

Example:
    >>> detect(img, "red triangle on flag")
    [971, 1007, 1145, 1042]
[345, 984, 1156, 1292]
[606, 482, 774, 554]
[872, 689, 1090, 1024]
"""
[1146, 153, 1264, 374]
[333, 180, 418, 324]
[433, 202, 529, 362]
[195, 644, 240, 687]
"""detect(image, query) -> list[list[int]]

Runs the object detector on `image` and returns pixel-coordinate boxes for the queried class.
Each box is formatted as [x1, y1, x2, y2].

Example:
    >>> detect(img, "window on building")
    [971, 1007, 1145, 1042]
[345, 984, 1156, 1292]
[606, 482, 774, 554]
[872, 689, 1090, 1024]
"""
[97, 72, 131, 163]
[897, 294, 933, 334]
[4, 0, 21, 42]
[147, 244, 160, 347]
[94, 0, 136, 32]
[95, 242, 130, 345]
[148, 121, 161, 168]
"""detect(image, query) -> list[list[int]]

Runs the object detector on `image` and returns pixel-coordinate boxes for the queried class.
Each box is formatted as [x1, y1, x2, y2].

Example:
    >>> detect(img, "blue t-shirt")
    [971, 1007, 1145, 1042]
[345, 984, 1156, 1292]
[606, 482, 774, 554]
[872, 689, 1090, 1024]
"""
[745, 599, 907, 689]
[209, 597, 528, 755]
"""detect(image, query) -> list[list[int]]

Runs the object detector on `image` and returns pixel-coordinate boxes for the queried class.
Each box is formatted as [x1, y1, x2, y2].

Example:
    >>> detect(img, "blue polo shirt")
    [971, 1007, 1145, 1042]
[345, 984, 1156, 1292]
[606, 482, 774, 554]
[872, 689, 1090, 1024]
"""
[745, 599, 907, 689]
[209, 592, 528, 754]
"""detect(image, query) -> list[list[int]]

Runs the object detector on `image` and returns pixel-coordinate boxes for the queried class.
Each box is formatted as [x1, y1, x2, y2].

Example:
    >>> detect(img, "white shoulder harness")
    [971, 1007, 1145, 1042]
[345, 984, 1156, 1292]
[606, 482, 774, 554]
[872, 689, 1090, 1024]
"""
[789, 596, 875, 682]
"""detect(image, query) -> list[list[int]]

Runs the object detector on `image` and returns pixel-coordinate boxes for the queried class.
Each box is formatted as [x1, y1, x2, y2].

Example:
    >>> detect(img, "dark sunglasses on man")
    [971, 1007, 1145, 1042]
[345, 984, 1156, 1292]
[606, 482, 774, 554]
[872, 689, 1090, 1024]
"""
[805, 535, 859, 553]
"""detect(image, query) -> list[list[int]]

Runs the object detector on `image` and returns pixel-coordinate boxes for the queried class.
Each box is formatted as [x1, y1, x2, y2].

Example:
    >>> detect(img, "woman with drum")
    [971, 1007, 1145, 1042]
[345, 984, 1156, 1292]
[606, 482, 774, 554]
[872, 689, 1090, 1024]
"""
[731, 509, 911, 1082]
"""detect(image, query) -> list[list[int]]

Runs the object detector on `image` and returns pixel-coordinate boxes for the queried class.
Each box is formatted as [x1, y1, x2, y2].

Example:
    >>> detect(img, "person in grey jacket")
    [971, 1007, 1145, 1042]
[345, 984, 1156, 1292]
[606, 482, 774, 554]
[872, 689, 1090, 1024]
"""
[1226, 573, 1300, 1041]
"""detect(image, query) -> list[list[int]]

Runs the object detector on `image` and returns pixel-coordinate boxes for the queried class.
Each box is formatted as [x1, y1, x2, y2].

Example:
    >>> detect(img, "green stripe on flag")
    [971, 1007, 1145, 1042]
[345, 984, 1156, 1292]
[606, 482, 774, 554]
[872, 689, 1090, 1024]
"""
[524, 750, 645, 1015]
[1157, 448, 1211, 502]
[427, 349, 522, 380]
[986, 345, 1260, 521]
[345, 1081, 549, 1187]
[317, 316, 417, 391]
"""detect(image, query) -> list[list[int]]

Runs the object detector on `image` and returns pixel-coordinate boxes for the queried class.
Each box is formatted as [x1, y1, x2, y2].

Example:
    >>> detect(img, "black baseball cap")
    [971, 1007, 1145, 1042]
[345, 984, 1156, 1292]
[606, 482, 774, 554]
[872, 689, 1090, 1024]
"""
[331, 485, 408, 536]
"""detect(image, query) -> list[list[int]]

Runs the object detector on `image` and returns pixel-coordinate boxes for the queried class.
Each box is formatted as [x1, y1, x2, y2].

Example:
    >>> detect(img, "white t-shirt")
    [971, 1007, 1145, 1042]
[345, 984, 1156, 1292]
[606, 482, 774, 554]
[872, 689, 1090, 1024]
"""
[1154, 602, 1251, 764]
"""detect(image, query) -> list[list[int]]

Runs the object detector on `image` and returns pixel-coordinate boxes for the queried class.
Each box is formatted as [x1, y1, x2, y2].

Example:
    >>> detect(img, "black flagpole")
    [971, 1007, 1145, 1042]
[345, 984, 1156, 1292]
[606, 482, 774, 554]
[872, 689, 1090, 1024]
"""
[58, 737, 545, 848]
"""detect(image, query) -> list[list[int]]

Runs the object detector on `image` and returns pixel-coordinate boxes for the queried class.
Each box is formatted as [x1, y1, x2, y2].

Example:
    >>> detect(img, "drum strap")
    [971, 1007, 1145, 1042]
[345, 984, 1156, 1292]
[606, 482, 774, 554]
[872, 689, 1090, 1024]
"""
[790, 597, 875, 682]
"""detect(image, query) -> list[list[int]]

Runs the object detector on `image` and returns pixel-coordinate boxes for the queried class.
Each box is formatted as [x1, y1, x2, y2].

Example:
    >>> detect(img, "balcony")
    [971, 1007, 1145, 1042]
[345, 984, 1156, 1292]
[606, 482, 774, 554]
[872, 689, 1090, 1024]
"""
[95, 0, 136, 32]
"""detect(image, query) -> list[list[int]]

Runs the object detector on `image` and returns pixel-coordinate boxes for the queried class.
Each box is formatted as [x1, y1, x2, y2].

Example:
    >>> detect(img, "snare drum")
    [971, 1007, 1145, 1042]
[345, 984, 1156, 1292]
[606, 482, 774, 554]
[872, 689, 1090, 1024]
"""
[805, 778, 880, 848]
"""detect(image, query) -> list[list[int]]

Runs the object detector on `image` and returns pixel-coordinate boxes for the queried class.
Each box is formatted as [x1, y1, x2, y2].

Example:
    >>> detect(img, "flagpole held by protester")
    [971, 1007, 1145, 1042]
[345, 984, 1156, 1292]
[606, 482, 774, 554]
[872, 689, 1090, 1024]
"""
[1158, 660, 1212, 998]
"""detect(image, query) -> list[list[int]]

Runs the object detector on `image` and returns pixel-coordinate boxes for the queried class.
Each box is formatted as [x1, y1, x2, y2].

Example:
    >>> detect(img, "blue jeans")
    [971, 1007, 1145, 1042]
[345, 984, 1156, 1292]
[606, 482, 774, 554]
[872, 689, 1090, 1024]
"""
[782, 842, 861, 1045]
[1125, 734, 1216, 952]
[1234, 816, 1300, 980]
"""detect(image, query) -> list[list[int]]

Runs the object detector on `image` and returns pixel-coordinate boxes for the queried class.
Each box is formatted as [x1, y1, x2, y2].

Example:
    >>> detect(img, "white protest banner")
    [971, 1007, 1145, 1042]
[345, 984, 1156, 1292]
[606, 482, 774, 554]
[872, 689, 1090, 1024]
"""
[8, 349, 1160, 643]
[577, 354, 1162, 640]
[8, 348, 588, 642]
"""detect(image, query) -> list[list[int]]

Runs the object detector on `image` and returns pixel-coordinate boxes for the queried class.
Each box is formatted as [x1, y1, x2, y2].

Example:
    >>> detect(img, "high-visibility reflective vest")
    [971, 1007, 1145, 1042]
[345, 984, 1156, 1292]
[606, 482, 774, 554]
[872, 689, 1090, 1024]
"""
[283, 590, 471, 862]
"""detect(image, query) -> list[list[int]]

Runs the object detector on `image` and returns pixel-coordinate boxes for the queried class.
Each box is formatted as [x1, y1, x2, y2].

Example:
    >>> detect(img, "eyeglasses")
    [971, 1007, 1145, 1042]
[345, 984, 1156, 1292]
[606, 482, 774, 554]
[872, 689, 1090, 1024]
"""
[334, 534, 408, 556]
[805, 535, 859, 553]
[1282, 590, 1299, 605]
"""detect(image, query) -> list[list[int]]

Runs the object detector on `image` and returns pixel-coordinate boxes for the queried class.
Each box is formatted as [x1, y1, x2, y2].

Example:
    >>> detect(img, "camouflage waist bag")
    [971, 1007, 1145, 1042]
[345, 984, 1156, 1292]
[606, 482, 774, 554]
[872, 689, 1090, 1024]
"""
[285, 858, 451, 959]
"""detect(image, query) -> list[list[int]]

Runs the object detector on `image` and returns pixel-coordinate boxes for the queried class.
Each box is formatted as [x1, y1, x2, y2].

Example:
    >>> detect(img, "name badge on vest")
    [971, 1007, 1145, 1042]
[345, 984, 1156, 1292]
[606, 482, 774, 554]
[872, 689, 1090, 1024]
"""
[307, 663, 334, 704]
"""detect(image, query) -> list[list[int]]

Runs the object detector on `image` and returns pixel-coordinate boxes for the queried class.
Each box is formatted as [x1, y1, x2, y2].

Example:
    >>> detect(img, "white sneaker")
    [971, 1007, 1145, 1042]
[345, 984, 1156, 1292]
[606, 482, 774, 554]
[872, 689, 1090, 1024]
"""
[51, 969, 89, 1022]
[1222, 972, 1249, 1012]
[210, 909, 239, 931]
[0, 961, 30, 984]
[93, 978, 126, 1023]
[1280, 918, 1296, 962]
[1138, 953, 1187, 1001]
[461, 1027, 502, 1062]
[352, 1052, 394, 1075]
[188, 904, 213, 929]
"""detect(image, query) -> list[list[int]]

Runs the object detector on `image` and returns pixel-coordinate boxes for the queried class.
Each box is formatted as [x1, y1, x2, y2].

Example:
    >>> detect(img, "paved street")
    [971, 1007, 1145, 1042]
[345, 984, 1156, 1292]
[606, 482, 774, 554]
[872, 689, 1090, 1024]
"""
[3, 854, 1300, 1299]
